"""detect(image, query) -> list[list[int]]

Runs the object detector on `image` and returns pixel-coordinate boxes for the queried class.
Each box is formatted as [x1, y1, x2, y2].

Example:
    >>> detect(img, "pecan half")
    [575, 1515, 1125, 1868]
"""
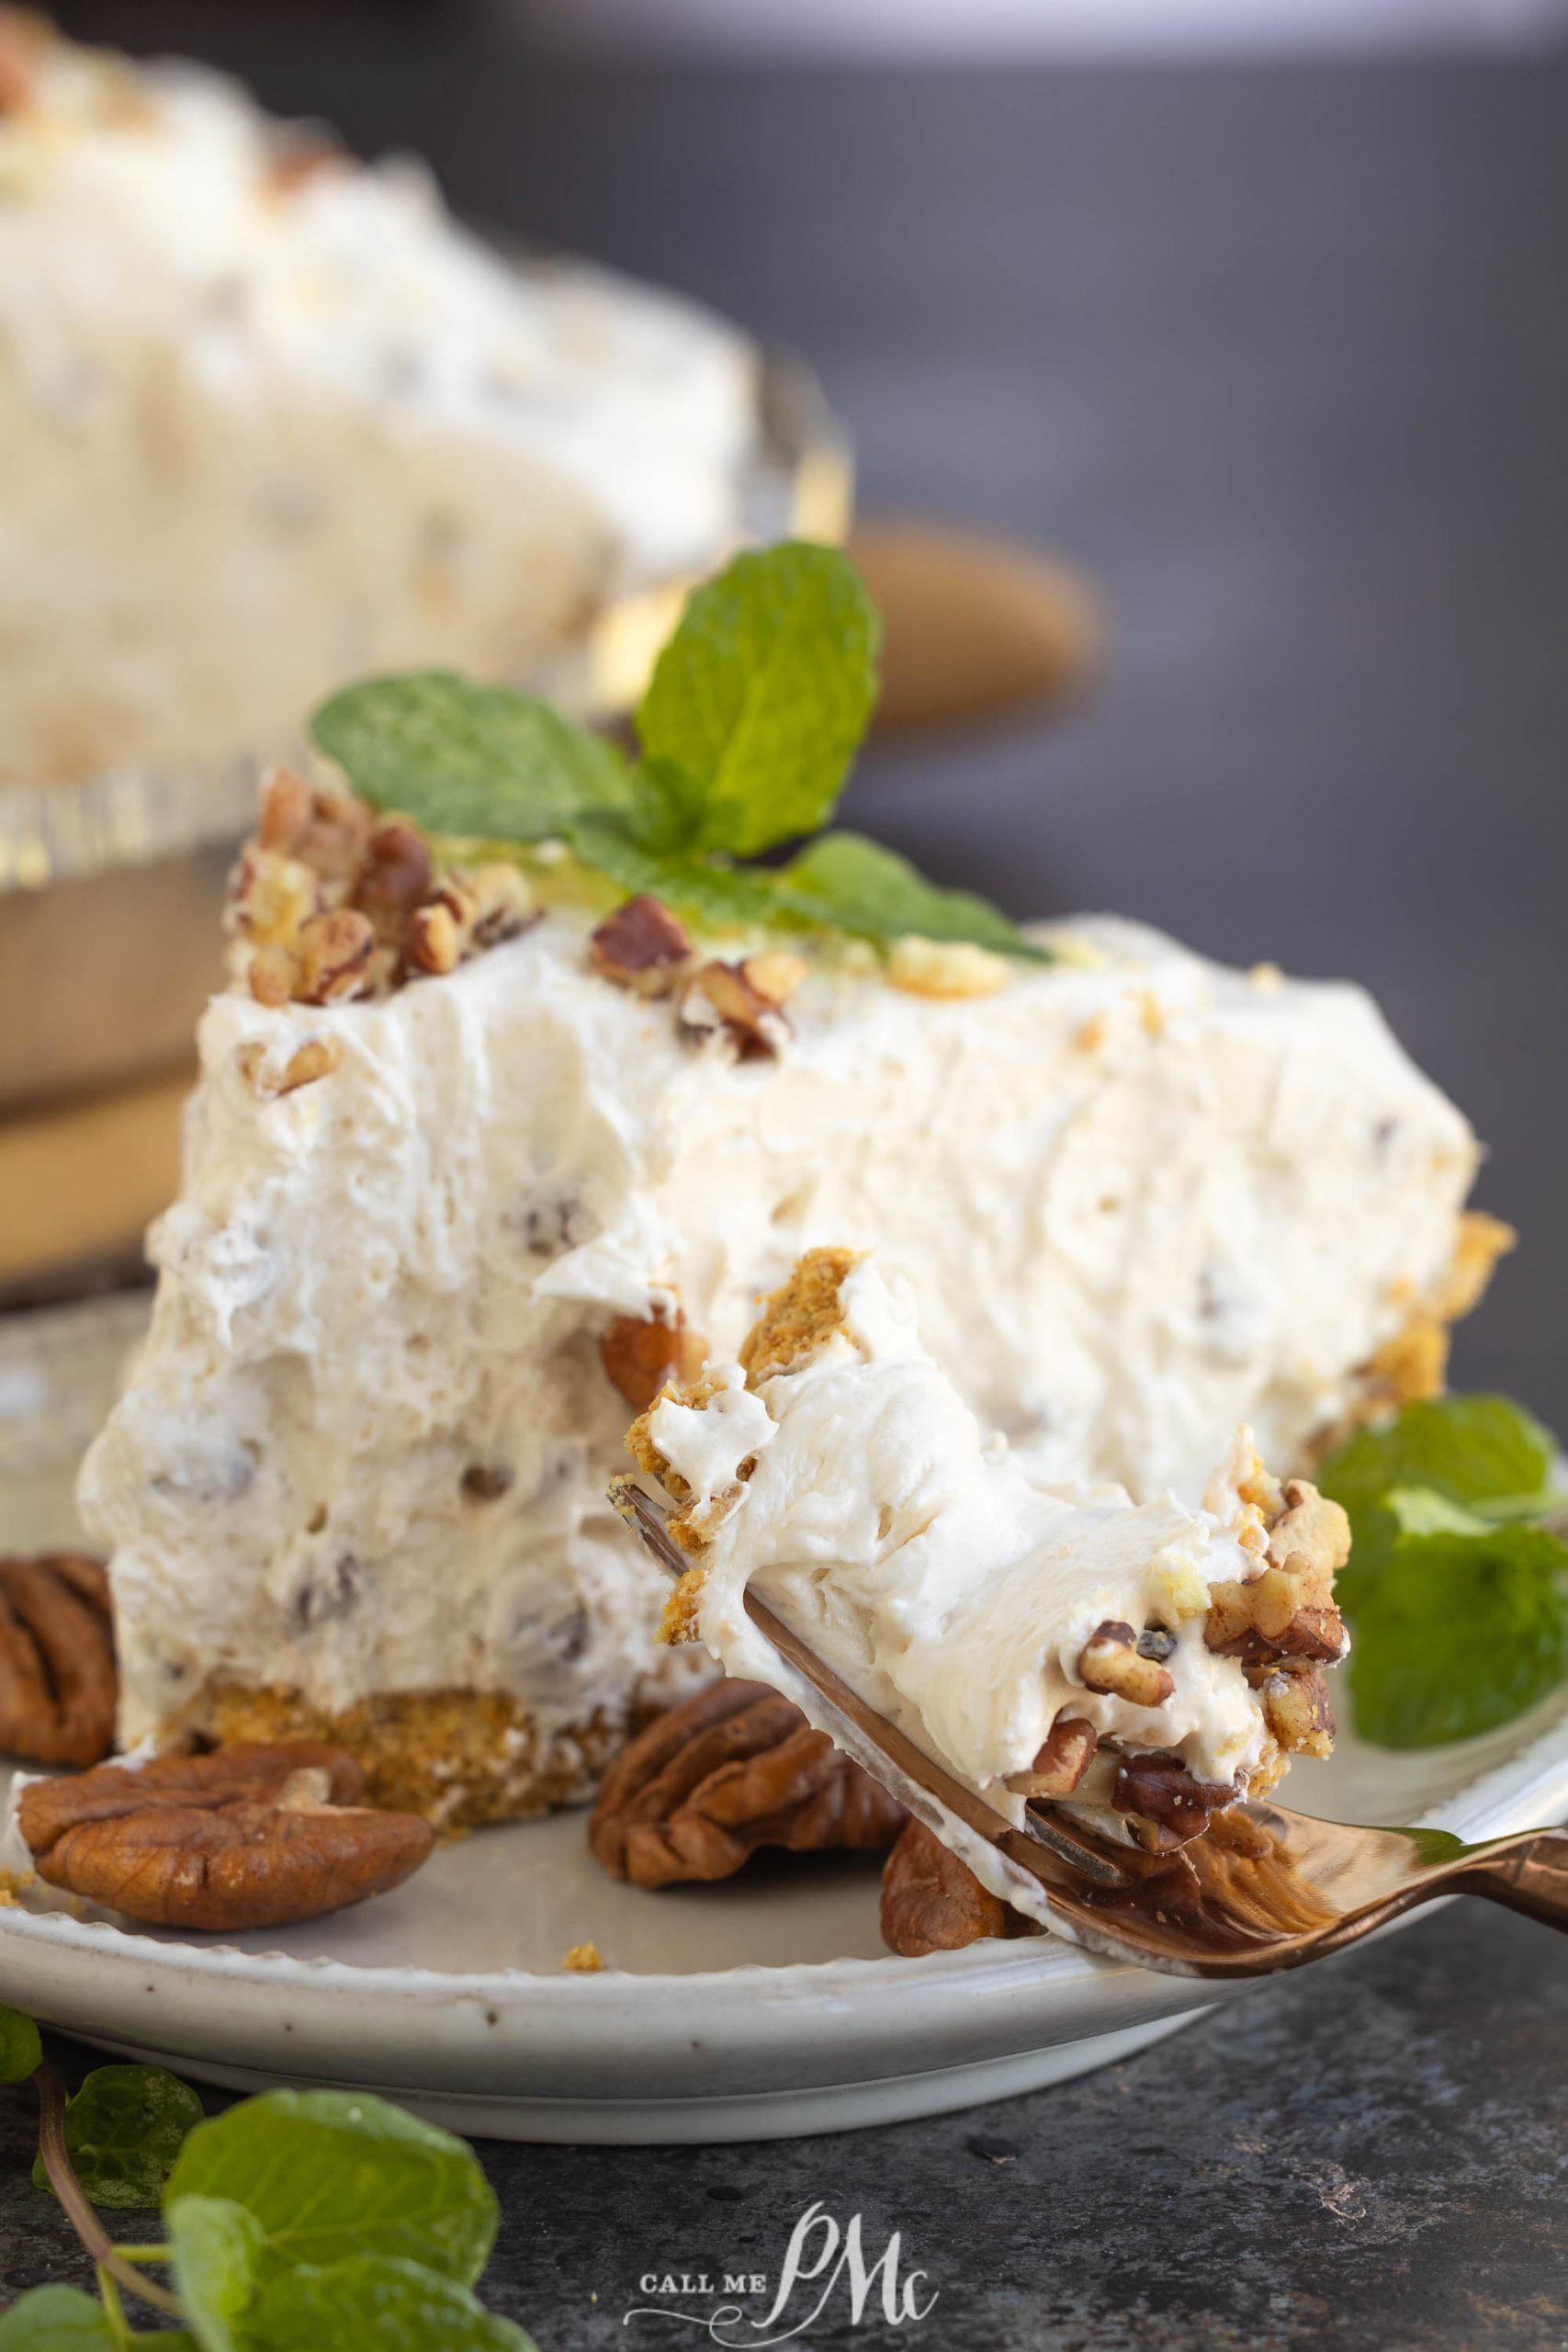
[589, 1679, 905, 1889]
[1077, 1621, 1175, 1709]
[0, 1555, 116, 1768]
[1111, 1752, 1235, 1854]
[590, 896, 694, 996]
[1002, 1713, 1098, 1799]
[880, 1818, 1034, 1956]
[17, 1744, 434, 1931]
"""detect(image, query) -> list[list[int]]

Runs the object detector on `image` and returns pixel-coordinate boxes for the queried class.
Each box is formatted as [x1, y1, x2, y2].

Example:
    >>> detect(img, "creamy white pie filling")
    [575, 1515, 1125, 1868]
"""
[78, 905, 1472, 1758]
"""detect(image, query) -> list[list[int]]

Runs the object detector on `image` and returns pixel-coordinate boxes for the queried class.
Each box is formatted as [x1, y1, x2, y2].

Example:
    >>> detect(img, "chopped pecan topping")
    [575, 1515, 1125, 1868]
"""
[238, 1035, 345, 1100]
[880, 1818, 1033, 1956]
[679, 960, 792, 1058]
[234, 781, 534, 1005]
[17, 1743, 434, 1931]
[256, 765, 314, 854]
[1259, 1665, 1337, 1759]
[351, 820, 434, 944]
[589, 1679, 904, 1889]
[742, 951, 808, 1006]
[1111, 1752, 1235, 1854]
[404, 899, 460, 977]
[297, 908, 376, 1004]
[590, 895, 694, 996]
[1077, 1620, 1175, 1708]
[1003, 1713, 1098, 1799]
[1204, 1476, 1349, 1670]
[246, 942, 299, 1009]
[0, 1555, 115, 1769]
[886, 937, 1010, 1000]
[602, 1306, 702, 1412]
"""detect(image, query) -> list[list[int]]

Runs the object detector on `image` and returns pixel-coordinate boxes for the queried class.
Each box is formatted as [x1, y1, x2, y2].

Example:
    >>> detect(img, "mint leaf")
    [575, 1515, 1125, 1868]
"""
[32, 2066, 204, 2211]
[637, 543, 879, 857]
[779, 831, 1049, 959]
[566, 813, 782, 931]
[0, 2288, 118, 2348]
[311, 672, 635, 844]
[239, 2256, 535, 2352]
[0, 2005, 40, 2083]
[165, 2091, 497, 2290]
[168, 2195, 265, 2352]
[1344, 1519, 1568, 1747]
[1317, 1392, 1568, 1747]
[1320, 1393, 1558, 1600]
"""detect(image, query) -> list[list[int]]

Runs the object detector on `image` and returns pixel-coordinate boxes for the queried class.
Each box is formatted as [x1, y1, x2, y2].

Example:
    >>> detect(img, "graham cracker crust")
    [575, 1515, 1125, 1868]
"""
[166, 1682, 624, 1831]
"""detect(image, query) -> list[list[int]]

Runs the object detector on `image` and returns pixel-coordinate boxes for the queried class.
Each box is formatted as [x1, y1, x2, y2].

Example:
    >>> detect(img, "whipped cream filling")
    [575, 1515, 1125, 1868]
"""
[79, 905, 1474, 1758]
[0, 29, 756, 781]
[665, 1262, 1273, 1810]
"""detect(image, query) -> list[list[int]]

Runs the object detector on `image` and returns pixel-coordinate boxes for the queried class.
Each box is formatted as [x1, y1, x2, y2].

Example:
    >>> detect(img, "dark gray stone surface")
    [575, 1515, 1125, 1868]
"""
[25, 20, 1568, 2345]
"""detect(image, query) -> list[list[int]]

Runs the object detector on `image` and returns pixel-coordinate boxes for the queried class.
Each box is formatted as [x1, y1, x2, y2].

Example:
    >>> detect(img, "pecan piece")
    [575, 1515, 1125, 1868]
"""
[1259, 1665, 1337, 1759]
[297, 909, 375, 1004]
[679, 960, 792, 1058]
[601, 1306, 702, 1412]
[590, 896, 694, 996]
[1003, 1713, 1098, 1799]
[1205, 1476, 1349, 1669]
[880, 1818, 1034, 1956]
[1077, 1621, 1175, 1708]
[351, 820, 433, 944]
[17, 1743, 434, 1931]
[0, 1555, 115, 1768]
[0, 10, 45, 116]
[404, 899, 461, 977]
[589, 1679, 905, 1889]
[1111, 1752, 1235, 1854]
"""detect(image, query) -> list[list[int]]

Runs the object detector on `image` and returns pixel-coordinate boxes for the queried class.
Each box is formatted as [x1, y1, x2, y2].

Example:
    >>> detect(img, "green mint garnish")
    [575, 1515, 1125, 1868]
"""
[0, 2284, 123, 2346]
[635, 539, 879, 856]
[31, 2066, 204, 2211]
[310, 541, 1046, 966]
[0, 2005, 41, 2086]
[164, 2088, 498, 2290]
[238, 2253, 536, 2352]
[167, 2194, 264, 2352]
[1318, 1392, 1568, 1747]
[311, 670, 637, 845]
[780, 830, 1050, 959]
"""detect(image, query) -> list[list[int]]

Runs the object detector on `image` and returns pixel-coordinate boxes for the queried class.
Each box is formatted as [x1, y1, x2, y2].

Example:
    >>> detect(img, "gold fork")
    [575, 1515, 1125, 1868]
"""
[611, 1476, 1568, 1977]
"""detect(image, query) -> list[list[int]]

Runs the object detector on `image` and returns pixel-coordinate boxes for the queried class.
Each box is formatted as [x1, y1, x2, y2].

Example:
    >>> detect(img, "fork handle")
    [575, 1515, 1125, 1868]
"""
[1461, 1833, 1568, 1932]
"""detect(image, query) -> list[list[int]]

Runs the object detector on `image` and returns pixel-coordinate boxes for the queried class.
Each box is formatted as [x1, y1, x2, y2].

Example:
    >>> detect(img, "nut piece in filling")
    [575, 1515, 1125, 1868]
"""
[624, 1248, 1350, 1928]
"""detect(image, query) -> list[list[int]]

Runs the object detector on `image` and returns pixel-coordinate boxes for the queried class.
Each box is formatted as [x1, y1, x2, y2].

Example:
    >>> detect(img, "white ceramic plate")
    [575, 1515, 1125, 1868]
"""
[2, 1294, 1565, 2144]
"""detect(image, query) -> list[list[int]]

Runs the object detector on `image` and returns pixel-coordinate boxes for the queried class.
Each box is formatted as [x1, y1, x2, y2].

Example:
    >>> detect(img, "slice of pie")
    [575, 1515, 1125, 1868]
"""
[78, 775, 1498, 1825]
[627, 1247, 1351, 1911]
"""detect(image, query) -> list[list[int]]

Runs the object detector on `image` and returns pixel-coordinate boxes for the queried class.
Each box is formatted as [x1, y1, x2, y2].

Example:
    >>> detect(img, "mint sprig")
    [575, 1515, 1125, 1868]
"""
[1318, 1392, 1568, 1747]
[310, 541, 1046, 966]
[0, 2036, 535, 2352]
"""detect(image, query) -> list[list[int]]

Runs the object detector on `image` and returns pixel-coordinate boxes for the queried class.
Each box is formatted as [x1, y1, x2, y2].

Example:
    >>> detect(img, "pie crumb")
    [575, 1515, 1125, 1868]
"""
[563, 1939, 605, 1973]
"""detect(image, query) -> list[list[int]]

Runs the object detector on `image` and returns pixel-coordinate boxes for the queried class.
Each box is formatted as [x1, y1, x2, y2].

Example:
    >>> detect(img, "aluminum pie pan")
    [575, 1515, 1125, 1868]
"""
[0, 345, 851, 1113]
